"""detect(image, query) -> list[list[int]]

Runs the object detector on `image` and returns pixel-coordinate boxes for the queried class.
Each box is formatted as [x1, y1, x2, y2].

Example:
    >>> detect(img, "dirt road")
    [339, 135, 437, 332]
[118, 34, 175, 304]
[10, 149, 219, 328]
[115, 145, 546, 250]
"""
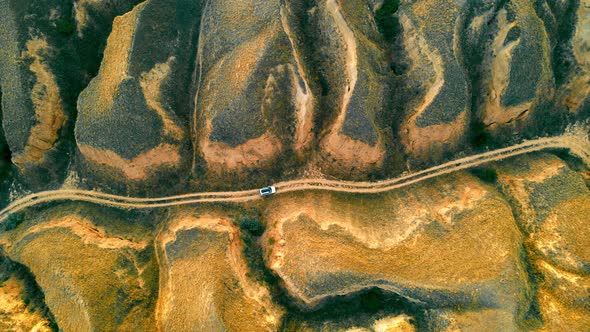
[1, 132, 588, 223]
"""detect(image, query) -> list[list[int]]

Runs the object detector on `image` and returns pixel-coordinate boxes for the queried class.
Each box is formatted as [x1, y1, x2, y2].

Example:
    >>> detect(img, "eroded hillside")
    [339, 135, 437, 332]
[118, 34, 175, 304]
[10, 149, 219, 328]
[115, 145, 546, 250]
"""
[0, 0, 587, 195]
[0, 151, 589, 330]
[0, 0, 589, 331]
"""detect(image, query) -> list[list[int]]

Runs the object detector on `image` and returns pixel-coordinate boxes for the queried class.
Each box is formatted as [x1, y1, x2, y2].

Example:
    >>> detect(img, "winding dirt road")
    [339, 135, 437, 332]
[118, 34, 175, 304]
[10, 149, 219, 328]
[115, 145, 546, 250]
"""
[1, 132, 588, 223]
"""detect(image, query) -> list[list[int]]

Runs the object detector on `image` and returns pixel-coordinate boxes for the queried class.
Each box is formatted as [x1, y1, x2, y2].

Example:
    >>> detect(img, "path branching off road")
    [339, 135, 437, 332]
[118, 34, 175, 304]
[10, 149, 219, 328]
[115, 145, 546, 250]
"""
[1, 132, 589, 223]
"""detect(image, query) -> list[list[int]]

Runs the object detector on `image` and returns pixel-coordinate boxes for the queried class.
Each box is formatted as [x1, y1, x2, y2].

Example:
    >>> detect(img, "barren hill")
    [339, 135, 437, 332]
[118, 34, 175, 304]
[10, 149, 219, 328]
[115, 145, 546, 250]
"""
[0, 0, 589, 331]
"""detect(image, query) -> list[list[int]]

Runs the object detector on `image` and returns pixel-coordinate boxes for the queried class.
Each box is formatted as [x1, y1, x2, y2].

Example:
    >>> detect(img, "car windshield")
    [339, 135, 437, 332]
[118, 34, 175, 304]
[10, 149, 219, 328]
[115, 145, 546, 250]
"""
[261, 188, 271, 194]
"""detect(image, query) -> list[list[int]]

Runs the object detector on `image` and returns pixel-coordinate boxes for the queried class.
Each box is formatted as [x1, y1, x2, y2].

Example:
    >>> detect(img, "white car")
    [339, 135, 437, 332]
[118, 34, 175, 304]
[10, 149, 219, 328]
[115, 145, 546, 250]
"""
[259, 186, 276, 196]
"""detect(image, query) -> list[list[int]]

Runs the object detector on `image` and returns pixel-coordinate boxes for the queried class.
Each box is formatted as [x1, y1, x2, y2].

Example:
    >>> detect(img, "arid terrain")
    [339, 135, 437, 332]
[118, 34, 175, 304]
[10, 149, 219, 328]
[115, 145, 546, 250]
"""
[0, 0, 589, 331]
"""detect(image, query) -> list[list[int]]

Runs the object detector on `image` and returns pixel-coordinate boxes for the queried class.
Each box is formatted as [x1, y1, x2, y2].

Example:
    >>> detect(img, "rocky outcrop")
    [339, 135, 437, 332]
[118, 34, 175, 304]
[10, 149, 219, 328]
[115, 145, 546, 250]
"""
[71, 0, 145, 80]
[76, 0, 200, 194]
[0, 0, 141, 190]
[0, 0, 587, 192]
[532, 0, 589, 116]
[73, 0, 144, 39]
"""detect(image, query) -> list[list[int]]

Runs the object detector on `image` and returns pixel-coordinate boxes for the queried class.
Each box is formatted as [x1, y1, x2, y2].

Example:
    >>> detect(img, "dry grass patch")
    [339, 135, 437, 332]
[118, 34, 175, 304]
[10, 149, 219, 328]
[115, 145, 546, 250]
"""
[12, 37, 65, 167]
[9, 229, 155, 331]
[264, 173, 524, 307]
[97, 2, 146, 111]
[156, 210, 283, 331]
[398, 14, 466, 159]
[0, 277, 52, 332]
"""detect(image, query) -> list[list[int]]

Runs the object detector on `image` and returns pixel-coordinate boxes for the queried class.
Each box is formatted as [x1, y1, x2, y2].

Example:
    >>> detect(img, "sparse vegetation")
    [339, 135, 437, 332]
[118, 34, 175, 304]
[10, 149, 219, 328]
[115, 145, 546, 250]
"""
[233, 210, 272, 285]
[0, 0, 588, 330]
[281, 287, 427, 331]
[234, 205, 429, 330]
[471, 122, 491, 149]
[375, 0, 400, 42]
[239, 216, 265, 237]
[2, 213, 25, 232]
[471, 167, 498, 183]
[55, 18, 75, 36]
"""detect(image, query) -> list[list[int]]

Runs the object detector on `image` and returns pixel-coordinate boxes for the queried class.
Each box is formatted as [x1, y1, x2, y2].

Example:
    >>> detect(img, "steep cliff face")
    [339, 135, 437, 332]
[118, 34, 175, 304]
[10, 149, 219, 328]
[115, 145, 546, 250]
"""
[530, 0, 589, 116]
[476, 0, 554, 139]
[0, 0, 587, 193]
[310, 0, 388, 175]
[462, 0, 586, 147]
[559, 0, 590, 115]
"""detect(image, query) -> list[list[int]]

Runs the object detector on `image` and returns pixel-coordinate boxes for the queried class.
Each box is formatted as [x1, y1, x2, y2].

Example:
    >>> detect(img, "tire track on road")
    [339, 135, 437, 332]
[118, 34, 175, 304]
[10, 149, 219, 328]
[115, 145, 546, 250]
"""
[1, 134, 588, 223]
